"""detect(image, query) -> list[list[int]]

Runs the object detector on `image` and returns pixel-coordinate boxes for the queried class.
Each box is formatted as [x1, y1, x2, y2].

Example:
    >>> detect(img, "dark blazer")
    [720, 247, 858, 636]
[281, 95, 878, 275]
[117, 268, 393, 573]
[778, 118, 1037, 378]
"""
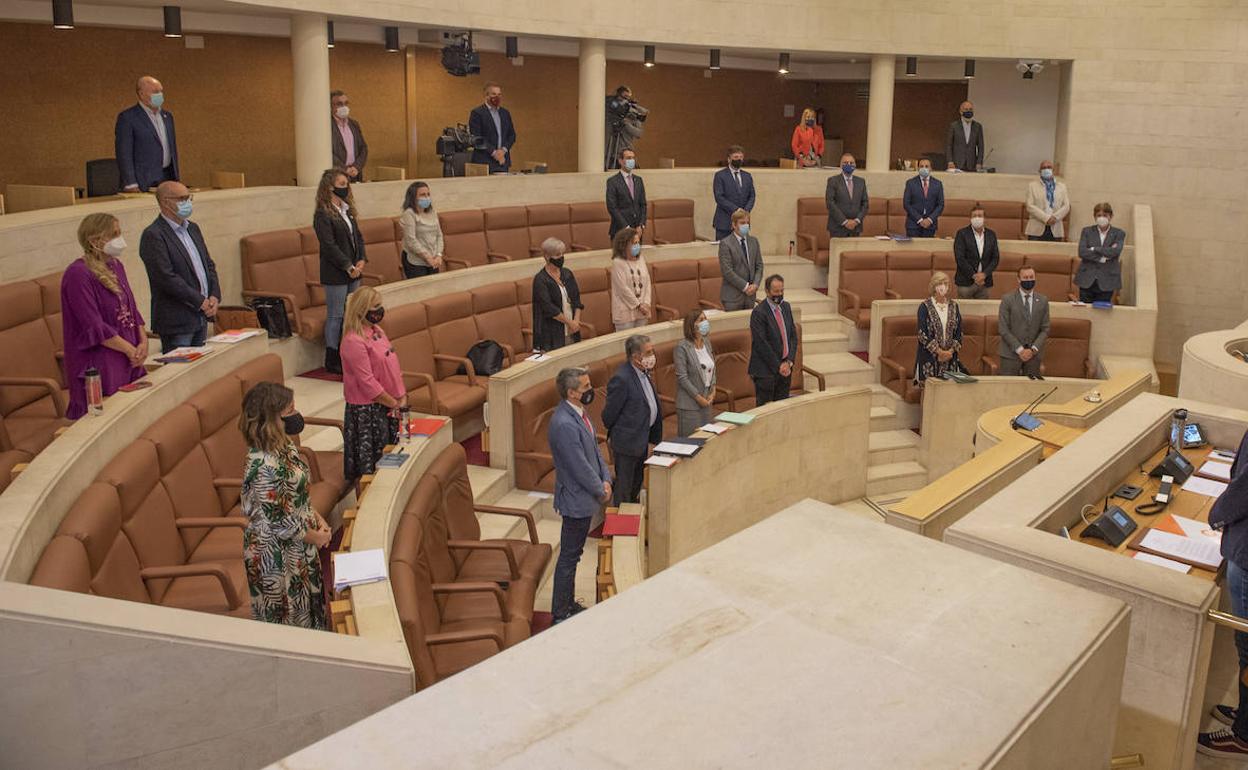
[330, 118, 369, 179]
[313, 206, 367, 286]
[902, 175, 945, 236]
[602, 362, 663, 457]
[114, 104, 179, 191]
[549, 400, 612, 520]
[946, 119, 985, 171]
[998, 290, 1051, 362]
[606, 172, 648, 238]
[748, 299, 798, 379]
[952, 226, 1000, 287]
[1076, 225, 1126, 291]
[825, 174, 869, 237]
[531, 267, 582, 352]
[468, 104, 517, 172]
[138, 215, 220, 336]
[1210, 429, 1248, 568]
[711, 167, 756, 232]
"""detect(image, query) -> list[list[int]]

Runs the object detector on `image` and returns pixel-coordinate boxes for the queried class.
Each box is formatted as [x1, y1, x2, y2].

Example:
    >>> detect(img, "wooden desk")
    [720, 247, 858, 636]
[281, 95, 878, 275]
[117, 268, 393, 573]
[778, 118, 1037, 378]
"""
[1067, 444, 1221, 581]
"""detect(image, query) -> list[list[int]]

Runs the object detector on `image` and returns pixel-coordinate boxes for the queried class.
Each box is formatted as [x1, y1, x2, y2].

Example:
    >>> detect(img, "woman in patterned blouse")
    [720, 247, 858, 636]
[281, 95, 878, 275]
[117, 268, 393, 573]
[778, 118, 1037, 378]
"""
[238, 382, 331, 628]
[913, 271, 965, 388]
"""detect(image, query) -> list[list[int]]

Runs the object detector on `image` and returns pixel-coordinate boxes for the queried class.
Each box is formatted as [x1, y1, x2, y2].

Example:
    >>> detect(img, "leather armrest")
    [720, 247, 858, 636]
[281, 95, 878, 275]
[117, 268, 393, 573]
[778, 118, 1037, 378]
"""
[401, 370, 440, 414]
[0, 377, 66, 418]
[475, 504, 540, 544]
[140, 563, 241, 609]
[981, 356, 999, 375]
[432, 353, 478, 385]
[795, 232, 816, 257]
[175, 516, 247, 529]
[442, 257, 470, 270]
[432, 582, 509, 619]
[655, 304, 680, 321]
[837, 288, 862, 313]
[577, 320, 597, 338]
[800, 365, 826, 392]
[425, 628, 503, 651]
[305, 416, 346, 438]
[879, 356, 907, 383]
[529, 246, 544, 257]
[213, 477, 243, 489]
[242, 290, 305, 333]
[884, 289, 901, 300]
[653, 238, 673, 245]
[714, 386, 736, 411]
[515, 450, 555, 464]
[359, 272, 384, 286]
[485, 251, 513, 263]
[496, 341, 516, 368]
[297, 445, 323, 482]
[570, 242, 592, 252]
[698, 299, 723, 310]
[446, 540, 519, 579]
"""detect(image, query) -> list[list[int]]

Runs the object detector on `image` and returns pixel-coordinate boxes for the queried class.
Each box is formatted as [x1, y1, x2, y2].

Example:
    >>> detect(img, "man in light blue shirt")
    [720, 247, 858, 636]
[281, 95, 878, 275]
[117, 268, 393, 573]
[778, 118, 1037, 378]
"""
[138, 181, 221, 352]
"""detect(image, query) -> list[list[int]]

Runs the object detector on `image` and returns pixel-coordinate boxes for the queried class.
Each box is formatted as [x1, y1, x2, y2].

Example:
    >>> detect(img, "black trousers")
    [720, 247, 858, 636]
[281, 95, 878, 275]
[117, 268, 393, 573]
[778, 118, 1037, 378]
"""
[1028, 227, 1057, 242]
[1079, 281, 1114, 303]
[613, 452, 646, 507]
[752, 374, 791, 407]
[551, 515, 593, 619]
[402, 262, 438, 280]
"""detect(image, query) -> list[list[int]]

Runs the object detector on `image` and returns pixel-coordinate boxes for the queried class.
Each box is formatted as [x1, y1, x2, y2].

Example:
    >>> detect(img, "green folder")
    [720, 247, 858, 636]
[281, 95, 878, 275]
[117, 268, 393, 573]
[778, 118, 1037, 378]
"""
[716, 412, 756, 425]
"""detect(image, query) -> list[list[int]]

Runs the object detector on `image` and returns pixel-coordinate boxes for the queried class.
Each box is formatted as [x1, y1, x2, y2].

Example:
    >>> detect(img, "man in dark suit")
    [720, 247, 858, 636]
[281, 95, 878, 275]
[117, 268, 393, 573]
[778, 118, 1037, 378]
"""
[602, 334, 663, 507]
[952, 204, 999, 299]
[825, 153, 869, 237]
[606, 148, 647, 239]
[711, 145, 756, 240]
[718, 209, 763, 310]
[946, 100, 985, 172]
[902, 159, 944, 237]
[468, 82, 516, 173]
[115, 75, 179, 192]
[138, 181, 221, 352]
[548, 367, 612, 624]
[330, 90, 368, 181]
[749, 275, 799, 407]
[1076, 202, 1126, 304]
[997, 266, 1050, 378]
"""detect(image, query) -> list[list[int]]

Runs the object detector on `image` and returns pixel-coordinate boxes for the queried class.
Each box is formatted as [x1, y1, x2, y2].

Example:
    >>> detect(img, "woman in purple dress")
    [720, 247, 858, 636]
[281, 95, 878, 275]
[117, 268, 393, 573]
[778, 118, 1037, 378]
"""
[60, 213, 147, 419]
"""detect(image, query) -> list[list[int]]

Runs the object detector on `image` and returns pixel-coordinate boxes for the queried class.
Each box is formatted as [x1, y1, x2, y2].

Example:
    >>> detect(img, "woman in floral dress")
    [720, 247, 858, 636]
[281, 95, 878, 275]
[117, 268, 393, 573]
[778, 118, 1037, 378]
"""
[238, 382, 331, 628]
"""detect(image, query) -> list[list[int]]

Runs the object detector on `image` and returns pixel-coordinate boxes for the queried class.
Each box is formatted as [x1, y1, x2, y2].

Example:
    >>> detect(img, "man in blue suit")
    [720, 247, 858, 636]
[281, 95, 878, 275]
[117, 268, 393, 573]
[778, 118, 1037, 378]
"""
[468, 82, 516, 173]
[902, 158, 944, 237]
[712, 145, 756, 240]
[548, 367, 612, 623]
[115, 76, 179, 192]
[603, 334, 663, 507]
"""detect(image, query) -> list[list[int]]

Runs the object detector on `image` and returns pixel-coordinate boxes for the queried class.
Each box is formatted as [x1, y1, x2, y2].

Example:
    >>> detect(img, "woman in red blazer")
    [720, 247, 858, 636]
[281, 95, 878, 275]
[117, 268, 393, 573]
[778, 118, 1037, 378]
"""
[791, 108, 824, 167]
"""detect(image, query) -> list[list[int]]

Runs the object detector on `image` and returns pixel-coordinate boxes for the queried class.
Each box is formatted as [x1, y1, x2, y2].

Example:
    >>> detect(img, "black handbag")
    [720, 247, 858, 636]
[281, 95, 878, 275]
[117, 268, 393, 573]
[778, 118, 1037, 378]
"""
[249, 297, 293, 339]
[460, 340, 505, 376]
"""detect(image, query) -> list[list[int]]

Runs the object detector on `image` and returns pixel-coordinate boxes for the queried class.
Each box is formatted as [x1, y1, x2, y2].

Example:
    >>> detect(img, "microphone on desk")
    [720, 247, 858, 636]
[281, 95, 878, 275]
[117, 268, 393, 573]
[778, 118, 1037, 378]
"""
[1011, 386, 1057, 431]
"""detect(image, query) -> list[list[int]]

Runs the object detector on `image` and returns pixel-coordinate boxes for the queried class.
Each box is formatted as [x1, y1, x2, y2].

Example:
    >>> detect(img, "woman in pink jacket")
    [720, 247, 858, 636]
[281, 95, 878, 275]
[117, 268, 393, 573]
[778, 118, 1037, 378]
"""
[609, 227, 651, 331]
[339, 286, 406, 479]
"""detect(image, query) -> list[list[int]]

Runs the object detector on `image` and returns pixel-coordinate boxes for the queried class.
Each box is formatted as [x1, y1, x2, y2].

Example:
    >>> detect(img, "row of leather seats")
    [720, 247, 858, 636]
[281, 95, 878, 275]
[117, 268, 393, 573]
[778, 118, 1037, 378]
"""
[511, 327, 823, 492]
[375, 257, 729, 426]
[390, 443, 551, 689]
[796, 197, 1072, 266]
[28, 354, 352, 616]
[839, 250, 1085, 330]
[878, 315, 1094, 402]
[240, 198, 702, 342]
[0, 271, 70, 493]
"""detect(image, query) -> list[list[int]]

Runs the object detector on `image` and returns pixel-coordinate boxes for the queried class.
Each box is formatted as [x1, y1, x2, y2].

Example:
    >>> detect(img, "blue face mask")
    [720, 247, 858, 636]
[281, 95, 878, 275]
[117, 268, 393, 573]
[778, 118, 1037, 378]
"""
[842, 164, 855, 176]
[417, 197, 432, 210]
[738, 223, 750, 237]
[150, 92, 165, 109]
[918, 167, 930, 179]
[176, 199, 193, 219]
[697, 320, 711, 337]
[1040, 168, 1053, 180]
[630, 243, 642, 257]
[623, 158, 636, 170]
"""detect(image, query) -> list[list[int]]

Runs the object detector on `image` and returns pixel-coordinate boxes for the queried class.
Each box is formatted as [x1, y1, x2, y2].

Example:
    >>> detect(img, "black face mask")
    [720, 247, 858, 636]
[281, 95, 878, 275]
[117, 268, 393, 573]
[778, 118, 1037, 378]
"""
[729, 159, 743, 170]
[962, 110, 974, 120]
[332, 186, 350, 200]
[282, 412, 305, 435]
[549, 257, 565, 269]
[365, 307, 385, 325]
[579, 389, 595, 406]
[770, 294, 784, 304]
[805, 119, 815, 126]
[1020, 280, 1036, 292]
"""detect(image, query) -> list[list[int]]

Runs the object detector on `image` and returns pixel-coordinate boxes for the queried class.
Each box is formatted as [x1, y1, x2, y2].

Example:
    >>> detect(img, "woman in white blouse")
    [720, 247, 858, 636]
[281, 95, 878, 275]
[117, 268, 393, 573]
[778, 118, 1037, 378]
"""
[673, 309, 717, 436]
[399, 181, 444, 279]
[913, 271, 964, 387]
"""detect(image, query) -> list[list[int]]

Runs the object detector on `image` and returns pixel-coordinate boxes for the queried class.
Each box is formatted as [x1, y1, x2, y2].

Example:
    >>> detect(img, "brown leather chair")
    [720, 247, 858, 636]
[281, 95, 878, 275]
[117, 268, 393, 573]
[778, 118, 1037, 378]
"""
[862, 200, 889, 237]
[838, 252, 888, 329]
[511, 378, 560, 492]
[879, 315, 921, 403]
[885, 197, 908, 235]
[650, 199, 703, 245]
[438, 209, 492, 270]
[418, 295, 489, 420]
[884, 251, 935, 300]
[471, 282, 527, 364]
[696, 257, 726, 310]
[0, 276, 69, 462]
[936, 199, 976, 238]
[576, 267, 612, 338]
[652, 259, 714, 321]
[990, 253, 1026, 299]
[483, 206, 532, 262]
[357, 217, 405, 285]
[1025, 253, 1077, 302]
[983, 324, 1002, 374]
[982, 201, 1026, 241]
[795, 197, 831, 266]
[298, 227, 329, 311]
[569, 201, 612, 251]
[240, 228, 325, 340]
[34, 271, 65, 370]
[1042, 317, 1095, 378]
[933, 251, 955, 275]
[513, 277, 535, 349]
[382, 303, 485, 421]
[526, 204, 581, 254]
[959, 315, 986, 376]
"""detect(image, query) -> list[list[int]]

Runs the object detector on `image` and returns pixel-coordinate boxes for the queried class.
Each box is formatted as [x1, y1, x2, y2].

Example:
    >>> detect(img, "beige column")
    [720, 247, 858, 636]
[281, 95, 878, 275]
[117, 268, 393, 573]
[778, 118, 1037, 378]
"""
[578, 38, 607, 172]
[291, 13, 332, 187]
[866, 54, 896, 171]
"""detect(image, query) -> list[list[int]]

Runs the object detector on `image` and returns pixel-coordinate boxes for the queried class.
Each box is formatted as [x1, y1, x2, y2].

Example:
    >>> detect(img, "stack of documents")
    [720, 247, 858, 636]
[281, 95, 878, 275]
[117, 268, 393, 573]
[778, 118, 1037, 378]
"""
[716, 412, 755, 426]
[1131, 517, 1222, 571]
[333, 549, 388, 591]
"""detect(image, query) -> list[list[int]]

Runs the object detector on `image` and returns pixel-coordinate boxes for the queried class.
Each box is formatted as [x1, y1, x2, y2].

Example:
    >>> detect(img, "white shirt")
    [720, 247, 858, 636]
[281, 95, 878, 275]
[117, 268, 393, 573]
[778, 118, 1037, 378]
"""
[973, 228, 985, 272]
[558, 283, 573, 339]
[335, 199, 354, 233]
[694, 343, 716, 389]
[1099, 227, 1109, 245]
[933, 299, 950, 331]
[962, 118, 972, 144]
[144, 103, 172, 168]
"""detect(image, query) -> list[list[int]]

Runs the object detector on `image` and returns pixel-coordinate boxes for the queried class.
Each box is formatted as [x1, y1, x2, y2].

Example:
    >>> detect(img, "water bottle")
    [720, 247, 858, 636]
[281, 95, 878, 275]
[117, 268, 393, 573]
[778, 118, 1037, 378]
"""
[85, 367, 103, 416]
[1170, 409, 1188, 453]
[399, 406, 411, 444]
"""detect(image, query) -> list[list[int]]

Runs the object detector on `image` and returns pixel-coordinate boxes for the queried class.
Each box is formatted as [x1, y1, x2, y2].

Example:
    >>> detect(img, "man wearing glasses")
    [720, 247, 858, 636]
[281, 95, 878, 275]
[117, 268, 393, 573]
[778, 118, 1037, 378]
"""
[138, 181, 221, 352]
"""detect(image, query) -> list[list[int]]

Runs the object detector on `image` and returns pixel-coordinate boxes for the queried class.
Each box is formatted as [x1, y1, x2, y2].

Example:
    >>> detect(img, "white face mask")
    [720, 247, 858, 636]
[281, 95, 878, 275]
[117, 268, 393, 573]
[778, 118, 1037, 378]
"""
[102, 236, 126, 257]
[640, 354, 656, 371]
[335, 105, 350, 120]
[934, 283, 949, 298]
[1096, 216, 1110, 228]
[970, 217, 985, 229]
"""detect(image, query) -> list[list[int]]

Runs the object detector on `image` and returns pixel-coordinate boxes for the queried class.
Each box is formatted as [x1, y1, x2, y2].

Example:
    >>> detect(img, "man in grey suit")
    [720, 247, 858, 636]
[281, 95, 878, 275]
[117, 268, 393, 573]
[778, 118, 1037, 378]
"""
[946, 100, 985, 172]
[548, 367, 612, 624]
[998, 266, 1051, 378]
[1075, 202, 1126, 304]
[825, 153, 869, 237]
[718, 208, 763, 310]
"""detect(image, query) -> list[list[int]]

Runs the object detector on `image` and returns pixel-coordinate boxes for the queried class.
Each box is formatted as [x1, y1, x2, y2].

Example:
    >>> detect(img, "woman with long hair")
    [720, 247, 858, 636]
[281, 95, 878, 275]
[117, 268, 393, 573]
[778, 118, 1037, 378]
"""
[313, 167, 367, 374]
[59, 213, 147, 418]
[608, 226, 650, 331]
[790, 107, 824, 168]
[339, 286, 405, 479]
[398, 181, 445, 279]
[238, 382, 330, 629]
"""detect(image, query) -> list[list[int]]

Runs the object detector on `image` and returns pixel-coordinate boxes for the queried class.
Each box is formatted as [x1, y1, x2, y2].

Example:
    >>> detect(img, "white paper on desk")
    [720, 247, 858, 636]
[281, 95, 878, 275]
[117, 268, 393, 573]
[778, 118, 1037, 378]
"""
[163, 346, 210, 357]
[527, 490, 553, 499]
[1133, 551, 1192, 574]
[333, 549, 388, 591]
[1182, 475, 1228, 498]
[1198, 460, 1233, 481]
[652, 441, 699, 457]
[525, 353, 550, 362]
[698, 423, 731, 434]
[1167, 514, 1221, 542]
[644, 454, 679, 468]
[1210, 449, 1238, 463]
[1139, 529, 1223, 571]
[206, 329, 262, 344]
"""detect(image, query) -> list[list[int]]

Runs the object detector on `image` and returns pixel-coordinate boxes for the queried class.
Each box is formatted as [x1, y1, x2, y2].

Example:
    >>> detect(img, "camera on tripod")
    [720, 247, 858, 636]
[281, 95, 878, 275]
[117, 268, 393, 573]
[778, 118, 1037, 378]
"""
[605, 87, 649, 170]
[436, 123, 484, 177]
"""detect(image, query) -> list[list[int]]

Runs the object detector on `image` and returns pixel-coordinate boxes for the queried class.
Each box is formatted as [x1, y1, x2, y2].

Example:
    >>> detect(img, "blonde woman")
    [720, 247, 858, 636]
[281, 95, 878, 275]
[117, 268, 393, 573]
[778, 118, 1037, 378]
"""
[339, 286, 405, 479]
[790, 108, 824, 167]
[913, 271, 964, 387]
[60, 213, 147, 419]
[239, 382, 330, 629]
[609, 227, 650, 330]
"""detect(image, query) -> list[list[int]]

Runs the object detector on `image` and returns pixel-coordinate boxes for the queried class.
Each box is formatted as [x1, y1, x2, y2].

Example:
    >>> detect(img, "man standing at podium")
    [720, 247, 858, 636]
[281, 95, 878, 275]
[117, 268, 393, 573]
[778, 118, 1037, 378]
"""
[115, 75, 179, 192]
